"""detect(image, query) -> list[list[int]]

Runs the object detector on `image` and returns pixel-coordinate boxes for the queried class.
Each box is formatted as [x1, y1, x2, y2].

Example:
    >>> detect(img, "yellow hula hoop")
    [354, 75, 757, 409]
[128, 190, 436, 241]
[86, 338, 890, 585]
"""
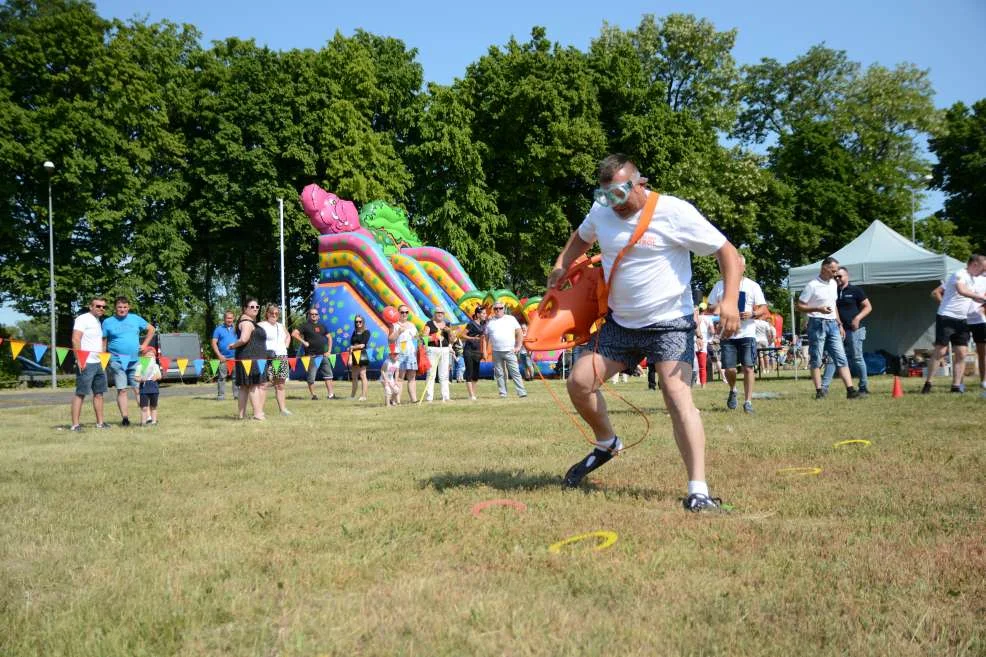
[833, 439, 872, 448]
[776, 466, 822, 476]
[548, 530, 618, 554]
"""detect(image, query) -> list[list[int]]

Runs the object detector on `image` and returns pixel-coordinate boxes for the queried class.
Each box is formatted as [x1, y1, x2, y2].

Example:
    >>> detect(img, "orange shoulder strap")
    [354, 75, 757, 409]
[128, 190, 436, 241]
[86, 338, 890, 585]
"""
[606, 190, 659, 286]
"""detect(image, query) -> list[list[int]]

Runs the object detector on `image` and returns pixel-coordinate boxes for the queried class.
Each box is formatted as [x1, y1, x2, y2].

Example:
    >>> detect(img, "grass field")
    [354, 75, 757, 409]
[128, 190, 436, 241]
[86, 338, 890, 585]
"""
[1, 375, 983, 656]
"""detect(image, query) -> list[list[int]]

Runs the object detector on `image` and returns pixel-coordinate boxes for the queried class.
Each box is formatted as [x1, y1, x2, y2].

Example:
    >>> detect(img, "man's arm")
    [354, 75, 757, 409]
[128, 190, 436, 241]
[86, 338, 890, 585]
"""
[210, 337, 225, 360]
[851, 298, 873, 330]
[513, 326, 523, 353]
[931, 285, 944, 303]
[140, 323, 156, 352]
[956, 279, 986, 303]
[713, 242, 742, 338]
[291, 328, 309, 349]
[73, 330, 83, 352]
[547, 231, 593, 289]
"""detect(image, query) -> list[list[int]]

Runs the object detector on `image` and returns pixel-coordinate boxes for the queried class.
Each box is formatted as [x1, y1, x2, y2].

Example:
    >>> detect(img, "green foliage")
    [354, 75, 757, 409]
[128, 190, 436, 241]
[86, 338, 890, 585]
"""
[930, 99, 986, 252]
[914, 215, 973, 262]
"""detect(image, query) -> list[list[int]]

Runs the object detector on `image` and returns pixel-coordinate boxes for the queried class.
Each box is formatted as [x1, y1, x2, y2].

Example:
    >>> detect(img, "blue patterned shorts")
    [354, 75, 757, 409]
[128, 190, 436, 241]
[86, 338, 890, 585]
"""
[594, 314, 695, 367]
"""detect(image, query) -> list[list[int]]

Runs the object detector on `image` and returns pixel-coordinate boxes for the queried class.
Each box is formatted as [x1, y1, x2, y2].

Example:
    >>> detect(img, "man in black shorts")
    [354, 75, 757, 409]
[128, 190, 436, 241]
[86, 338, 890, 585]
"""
[462, 306, 487, 401]
[291, 307, 336, 400]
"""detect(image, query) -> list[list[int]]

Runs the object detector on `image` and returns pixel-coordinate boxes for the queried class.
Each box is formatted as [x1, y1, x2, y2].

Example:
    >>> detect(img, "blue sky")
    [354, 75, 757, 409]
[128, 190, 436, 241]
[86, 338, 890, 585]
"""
[4, 0, 984, 326]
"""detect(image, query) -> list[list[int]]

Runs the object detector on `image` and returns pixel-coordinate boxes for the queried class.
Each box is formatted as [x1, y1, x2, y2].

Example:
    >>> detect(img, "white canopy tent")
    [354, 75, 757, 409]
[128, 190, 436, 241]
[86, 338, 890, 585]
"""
[787, 220, 964, 356]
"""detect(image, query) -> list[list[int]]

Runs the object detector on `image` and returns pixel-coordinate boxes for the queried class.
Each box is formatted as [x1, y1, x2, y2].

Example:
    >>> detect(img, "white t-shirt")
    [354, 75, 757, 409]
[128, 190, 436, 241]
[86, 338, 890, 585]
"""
[939, 269, 975, 320]
[72, 312, 103, 364]
[708, 276, 766, 340]
[576, 192, 727, 328]
[259, 321, 288, 356]
[965, 274, 986, 325]
[754, 319, 775, 347]
[485, 314, 521, 352]
[799, 277, 838, 320]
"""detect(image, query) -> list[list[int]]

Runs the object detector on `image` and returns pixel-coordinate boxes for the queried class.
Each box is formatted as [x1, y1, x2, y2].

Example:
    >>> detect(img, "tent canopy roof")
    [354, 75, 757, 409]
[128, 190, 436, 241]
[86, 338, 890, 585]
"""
[787, 220, 964, 289]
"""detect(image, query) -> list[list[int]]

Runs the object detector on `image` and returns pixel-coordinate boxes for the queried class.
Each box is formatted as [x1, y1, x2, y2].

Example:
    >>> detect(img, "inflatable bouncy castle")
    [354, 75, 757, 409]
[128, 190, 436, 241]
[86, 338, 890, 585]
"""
[298, 185, 557, 374]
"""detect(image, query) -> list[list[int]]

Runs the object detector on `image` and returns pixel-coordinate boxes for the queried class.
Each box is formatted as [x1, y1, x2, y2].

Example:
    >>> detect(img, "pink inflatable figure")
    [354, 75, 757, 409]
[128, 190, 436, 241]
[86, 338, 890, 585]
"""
[300, 183, 366, 236]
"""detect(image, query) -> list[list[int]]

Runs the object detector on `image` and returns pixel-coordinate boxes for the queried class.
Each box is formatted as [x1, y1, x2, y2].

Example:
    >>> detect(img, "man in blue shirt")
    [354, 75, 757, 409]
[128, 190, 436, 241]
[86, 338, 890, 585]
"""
[210, 310, 239, 401]
[102, 296, 155, 426]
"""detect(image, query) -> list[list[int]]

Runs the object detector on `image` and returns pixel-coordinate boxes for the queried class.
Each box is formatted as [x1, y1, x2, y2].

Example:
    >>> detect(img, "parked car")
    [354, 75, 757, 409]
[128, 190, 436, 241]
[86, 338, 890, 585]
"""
[156, 332, 202, 383]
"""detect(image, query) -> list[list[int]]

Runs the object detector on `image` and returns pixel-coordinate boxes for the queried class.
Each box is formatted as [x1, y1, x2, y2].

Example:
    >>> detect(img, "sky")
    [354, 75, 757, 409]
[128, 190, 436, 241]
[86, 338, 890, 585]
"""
[4, 0, 984, 326]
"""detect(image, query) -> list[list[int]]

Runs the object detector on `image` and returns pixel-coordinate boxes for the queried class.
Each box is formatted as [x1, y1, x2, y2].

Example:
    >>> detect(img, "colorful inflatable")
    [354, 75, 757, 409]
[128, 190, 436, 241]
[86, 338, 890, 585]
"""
[298, 184, 561, 374]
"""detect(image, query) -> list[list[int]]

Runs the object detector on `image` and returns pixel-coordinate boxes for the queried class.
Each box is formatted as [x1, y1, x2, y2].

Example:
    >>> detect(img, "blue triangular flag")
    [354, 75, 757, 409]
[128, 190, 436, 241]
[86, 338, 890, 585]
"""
[313, 355, 323, 369]
[256, 359, 267, 375]
[33, 344, 48, 362]
[192, 359, 204, 375]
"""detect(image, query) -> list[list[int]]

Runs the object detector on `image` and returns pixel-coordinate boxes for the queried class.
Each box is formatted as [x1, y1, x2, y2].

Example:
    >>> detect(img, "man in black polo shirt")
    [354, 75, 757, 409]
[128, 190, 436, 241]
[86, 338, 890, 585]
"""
[291, 308, 335, 400]
[821, 267, 872, 395]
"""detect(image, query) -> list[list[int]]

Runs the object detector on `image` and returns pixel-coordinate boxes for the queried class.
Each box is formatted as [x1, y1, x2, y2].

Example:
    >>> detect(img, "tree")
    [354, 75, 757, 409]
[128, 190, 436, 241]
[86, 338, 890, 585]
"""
[929, 99, 986, 252]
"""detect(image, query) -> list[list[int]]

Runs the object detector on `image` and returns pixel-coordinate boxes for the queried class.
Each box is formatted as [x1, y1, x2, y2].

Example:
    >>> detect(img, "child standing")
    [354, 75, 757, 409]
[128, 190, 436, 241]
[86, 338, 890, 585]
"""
[138, 347, 162, 425]
[380, 349, 402, 406]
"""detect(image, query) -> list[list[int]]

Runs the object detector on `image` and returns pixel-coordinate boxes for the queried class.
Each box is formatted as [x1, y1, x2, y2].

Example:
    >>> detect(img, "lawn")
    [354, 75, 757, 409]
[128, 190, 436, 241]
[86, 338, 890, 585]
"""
[1, 375, 983, 656]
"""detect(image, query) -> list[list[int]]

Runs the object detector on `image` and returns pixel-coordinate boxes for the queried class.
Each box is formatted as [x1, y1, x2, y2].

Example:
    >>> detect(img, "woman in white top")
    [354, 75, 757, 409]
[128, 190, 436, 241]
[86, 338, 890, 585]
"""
[387, 304, 419, 404]
[259, 304, 292, 416]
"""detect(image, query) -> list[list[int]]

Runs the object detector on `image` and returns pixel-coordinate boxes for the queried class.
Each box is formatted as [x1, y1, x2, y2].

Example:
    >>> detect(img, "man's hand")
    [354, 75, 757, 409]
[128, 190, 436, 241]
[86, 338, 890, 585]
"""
[547, 267, 566, 289]
[718, 302, 740, 339]
[850, 318, 861, 331]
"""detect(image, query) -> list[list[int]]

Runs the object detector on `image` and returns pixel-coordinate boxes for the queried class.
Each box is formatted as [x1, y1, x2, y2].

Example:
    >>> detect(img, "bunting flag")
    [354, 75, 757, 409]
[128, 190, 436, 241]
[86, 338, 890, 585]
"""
[9, 340, 26, 360]
[192, 359, 204, 376]
[159, 356, 171, 374]
[341, 351, 350, 367]
[56, 347, 69, 365]
[313, 356, 323, 370]
[176, 358, 189, 375]
[33, 343, 48, 362]
[288, 357, 297, 371]
[138, 356, 151, 376]
[226, 359, 235, 376]
[97, 352, 112, 370]
[242, 359, 253, 375]
[209, 359, 220, 375]
[300, 356, 311, 372]
[352, 349, 362, 366]
[75, 350, 90, 369]
[256, 359, 267, 375]
[329, 354, 337, 367]
[271, 358, 281, 373]
[376, 346, 385, 360]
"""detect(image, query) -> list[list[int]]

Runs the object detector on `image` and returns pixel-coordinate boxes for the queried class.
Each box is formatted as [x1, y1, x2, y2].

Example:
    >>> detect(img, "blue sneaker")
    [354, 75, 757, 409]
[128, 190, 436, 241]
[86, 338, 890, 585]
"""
[726, 390, 738, 410]
[682, 493, 725, 513]
[563, 439, 622, 488]
[743, 400, 754, 414]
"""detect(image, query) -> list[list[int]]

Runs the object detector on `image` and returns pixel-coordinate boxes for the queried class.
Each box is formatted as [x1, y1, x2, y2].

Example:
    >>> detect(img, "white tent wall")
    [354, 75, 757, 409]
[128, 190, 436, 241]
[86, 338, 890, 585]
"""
[786, 220, 964, 357]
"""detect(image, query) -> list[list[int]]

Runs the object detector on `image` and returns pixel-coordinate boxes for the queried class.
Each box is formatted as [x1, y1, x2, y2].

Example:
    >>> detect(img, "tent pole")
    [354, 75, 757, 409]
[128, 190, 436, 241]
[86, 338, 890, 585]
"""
[789, 286, 797, 381]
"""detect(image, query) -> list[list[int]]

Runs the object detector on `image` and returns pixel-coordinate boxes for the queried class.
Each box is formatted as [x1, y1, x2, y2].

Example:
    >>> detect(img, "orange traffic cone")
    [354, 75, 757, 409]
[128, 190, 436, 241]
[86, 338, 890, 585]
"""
[892, 375, 904, 398]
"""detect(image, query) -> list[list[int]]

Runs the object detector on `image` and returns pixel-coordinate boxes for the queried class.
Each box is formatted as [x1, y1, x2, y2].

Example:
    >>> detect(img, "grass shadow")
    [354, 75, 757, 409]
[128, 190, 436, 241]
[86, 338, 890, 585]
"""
[422, 468, 561, 492]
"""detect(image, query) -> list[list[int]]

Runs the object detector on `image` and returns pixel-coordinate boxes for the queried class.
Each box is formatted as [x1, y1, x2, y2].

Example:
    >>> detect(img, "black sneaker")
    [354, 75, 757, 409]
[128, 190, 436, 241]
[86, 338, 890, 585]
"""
[814, 388, 827, 400]
[562, 439, 622, 488]
[950, 384, 965, 394]
[726, 390, 738, 410]
[682, 493, 725, 513]
[847, 388, 860, 399]
[921, 381, 932, 394]
[311, 394, 318, 400]
[858, 387, 869, 397]
[121, 417, 131, 427]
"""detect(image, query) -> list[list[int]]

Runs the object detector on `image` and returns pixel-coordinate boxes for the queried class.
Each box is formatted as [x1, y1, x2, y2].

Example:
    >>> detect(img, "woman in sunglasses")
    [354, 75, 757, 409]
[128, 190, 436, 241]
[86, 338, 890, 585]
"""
[348, 315, 371, 401]
[227, 297, 268, 420]
[387, 305, 419, 404]
[423, 307, 453, 402]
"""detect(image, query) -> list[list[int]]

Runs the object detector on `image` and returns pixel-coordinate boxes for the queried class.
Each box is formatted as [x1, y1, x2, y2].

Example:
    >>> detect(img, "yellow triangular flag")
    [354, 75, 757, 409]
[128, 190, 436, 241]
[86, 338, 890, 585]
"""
[242, 359, 253, 375]
[176, 358, 188, 374]
[9, 340, 26, 359]
[98, 352, 111, 369]
[301, 356, 311, 371]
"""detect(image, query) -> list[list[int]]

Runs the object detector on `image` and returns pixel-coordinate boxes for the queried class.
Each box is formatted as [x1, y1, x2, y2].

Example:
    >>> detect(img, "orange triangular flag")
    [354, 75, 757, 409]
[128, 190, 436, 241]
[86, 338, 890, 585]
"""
[300, 356, 311, 371]
[98, 352, 111, 369]
[9, 339, 26, 359]
[242, 359, 253, 375]
[226, 359, 235, 375]
[176, 358, 188, 374]
[159, 356, 171, 374]
[341, 351, 350, 367]
[288, 357, 297, 371]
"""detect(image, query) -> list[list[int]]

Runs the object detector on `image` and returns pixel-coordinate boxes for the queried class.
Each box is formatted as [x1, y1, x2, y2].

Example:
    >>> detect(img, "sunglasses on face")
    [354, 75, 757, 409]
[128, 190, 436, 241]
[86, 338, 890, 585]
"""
[93, 304, 106, 309]
[399, 310, 409, 315]
[493, 306, 504, 310]
[247, 304, 259, 309]
[355, 320, 363, 324]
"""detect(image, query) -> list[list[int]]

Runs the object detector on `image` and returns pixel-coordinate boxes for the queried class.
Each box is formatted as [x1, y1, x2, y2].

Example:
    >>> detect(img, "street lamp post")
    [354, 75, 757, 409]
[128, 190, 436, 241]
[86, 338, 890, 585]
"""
[910, 174, 933, 243]
[43, 160, 56, 389]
